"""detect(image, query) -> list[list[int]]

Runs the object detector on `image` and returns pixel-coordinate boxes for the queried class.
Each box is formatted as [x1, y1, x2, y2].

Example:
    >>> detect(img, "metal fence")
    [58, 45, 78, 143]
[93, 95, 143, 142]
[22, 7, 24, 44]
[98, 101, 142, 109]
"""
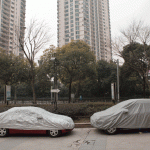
[0, 96, 149, 105]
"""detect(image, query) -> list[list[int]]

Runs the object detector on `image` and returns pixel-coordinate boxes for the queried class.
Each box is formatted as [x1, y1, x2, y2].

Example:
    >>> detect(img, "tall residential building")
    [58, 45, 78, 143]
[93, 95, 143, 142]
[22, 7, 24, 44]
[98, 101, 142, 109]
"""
[0, 0, 26, 56]
[57, 0, 112, 61]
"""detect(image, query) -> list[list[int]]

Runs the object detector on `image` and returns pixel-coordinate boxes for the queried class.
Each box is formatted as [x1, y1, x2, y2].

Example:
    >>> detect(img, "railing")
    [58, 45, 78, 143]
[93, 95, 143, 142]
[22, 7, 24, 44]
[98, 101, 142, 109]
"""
[0, 96, 149, 105]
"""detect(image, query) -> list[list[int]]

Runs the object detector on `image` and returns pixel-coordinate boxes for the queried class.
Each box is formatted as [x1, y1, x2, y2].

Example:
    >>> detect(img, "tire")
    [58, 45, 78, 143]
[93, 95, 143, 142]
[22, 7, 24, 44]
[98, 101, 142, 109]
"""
[104, 128, 118, 135]
[0, 128, 8, 137]
[48, 130, 61, 137]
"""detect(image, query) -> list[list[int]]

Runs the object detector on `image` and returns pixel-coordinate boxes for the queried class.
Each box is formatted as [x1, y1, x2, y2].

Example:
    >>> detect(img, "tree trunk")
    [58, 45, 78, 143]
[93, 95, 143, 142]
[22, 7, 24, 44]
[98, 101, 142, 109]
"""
[31, 63, 36, 104]
[31, 76, 36, 104]
[68, 78, 72, 103]
[143, 76, 146, 98]
[4, 85, 6, 104]
[14, 85, 17, 104]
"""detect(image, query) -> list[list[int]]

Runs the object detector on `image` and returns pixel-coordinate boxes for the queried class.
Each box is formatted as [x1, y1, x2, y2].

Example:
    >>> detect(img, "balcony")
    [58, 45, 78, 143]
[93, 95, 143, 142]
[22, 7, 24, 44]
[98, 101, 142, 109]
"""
[4, 1, 11, 7]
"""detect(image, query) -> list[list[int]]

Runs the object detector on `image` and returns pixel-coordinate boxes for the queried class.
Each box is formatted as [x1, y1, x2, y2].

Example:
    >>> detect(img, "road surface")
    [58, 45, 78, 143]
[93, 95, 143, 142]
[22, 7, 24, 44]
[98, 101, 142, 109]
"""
[0, 128, 150, 150]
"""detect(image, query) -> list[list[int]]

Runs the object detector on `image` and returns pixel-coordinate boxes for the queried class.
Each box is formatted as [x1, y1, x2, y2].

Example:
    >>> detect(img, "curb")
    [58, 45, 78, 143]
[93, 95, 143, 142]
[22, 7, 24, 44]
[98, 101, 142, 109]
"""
[75, 123, 94, 128]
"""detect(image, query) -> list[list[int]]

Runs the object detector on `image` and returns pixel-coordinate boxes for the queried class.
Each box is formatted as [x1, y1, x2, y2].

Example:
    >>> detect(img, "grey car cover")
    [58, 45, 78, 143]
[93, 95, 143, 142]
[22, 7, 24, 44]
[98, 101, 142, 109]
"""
[90, 99, 150, 129]
[0, 106, 74, 130]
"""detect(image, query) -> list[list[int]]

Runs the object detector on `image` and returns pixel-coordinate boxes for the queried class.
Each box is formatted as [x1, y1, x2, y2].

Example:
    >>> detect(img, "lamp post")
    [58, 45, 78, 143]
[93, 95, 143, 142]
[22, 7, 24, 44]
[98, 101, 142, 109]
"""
[117, 59, 120, 102]
[50, 56, 59, 111]
[111, 59, 120, 103]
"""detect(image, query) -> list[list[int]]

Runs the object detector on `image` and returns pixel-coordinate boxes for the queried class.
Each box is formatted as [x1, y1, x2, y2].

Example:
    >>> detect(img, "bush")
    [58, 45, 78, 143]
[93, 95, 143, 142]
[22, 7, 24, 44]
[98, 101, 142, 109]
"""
[0, 102, 113, 120]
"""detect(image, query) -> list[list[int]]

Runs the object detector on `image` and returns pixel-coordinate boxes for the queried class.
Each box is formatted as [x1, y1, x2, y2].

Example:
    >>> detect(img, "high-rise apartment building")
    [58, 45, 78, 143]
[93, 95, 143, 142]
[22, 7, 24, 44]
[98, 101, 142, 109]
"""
[57, 0, 112, 61]
[0, 0, 26, 56]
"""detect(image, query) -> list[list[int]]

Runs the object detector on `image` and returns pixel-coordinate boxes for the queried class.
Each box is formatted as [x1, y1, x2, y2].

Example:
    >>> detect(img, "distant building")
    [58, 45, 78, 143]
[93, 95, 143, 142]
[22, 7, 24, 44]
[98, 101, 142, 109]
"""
[0, 0, 26, 57]
[57, 0, 112, 61]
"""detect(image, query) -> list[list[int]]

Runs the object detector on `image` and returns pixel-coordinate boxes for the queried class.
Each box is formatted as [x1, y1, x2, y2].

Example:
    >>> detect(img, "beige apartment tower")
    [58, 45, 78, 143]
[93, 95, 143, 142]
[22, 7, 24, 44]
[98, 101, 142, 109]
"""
[0, 0, 26, 56]
[57, 0, 112, 61]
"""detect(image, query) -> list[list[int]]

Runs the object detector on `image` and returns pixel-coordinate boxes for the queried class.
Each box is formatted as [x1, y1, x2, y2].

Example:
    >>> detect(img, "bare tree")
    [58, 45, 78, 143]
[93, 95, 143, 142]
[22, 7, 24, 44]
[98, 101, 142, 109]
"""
[112, 20, 150, 95]
[18, 19, 51, 103]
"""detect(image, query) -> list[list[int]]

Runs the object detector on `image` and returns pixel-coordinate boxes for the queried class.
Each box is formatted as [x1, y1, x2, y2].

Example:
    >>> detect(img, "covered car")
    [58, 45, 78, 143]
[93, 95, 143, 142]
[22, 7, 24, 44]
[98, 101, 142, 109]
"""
[90, 99, 150, 134]
[0, 106, 74, 137]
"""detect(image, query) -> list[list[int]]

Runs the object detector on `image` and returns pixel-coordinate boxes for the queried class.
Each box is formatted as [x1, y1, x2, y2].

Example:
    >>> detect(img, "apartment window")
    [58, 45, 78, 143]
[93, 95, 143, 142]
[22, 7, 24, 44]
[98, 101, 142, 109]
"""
[65, 1, 68, 4]
[71, 37, 74, 40]
[65, 9, 68, 13]
[70, 20, 73, 23]
[76, 35, 80, 39]
[65, 34, 69, 37]
[65, 39, 69, 42]
[76, 22, 79, 25]
[76, 31, 80, 34]
[71, 28, 74, 32]
[70, 16, 73, 19]
[70, 7, 73, 11]
[75, 9, 79, 12]
[71, 24, 74, 27]
[75, 18, 79, 21]
[65, 13, 69, 17]
[71, 33, 74, 36]
[76, 26, 79, 30]
[65, 26, 69, 29]
[65, 30, 69, 33]
[65, 22, 69, 25]
[65, 18, 69, 21]
[70, 0, 73, 2]
[65, 5, 68, 9]
[75, 1, 79, 4]
[75, 13, 79, 17]
[75, 5, 79, 8]
[70, 11, 73, 15]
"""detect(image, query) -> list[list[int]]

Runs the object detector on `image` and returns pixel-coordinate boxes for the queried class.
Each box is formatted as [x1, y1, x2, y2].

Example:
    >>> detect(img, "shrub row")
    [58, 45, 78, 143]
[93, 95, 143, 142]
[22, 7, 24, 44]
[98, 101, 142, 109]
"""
[0, 102, 114, 120]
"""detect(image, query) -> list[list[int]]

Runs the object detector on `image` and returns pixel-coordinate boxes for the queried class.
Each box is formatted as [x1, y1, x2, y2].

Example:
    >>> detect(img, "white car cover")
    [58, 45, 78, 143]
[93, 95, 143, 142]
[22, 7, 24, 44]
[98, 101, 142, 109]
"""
[0, 106, 74, 130]
[91, 99, 150, 130]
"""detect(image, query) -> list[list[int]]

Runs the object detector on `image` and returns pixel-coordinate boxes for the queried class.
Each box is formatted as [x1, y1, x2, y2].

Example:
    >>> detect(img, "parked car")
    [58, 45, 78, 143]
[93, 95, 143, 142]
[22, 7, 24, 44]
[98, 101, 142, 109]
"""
[90, 99, 150, 134]
[0, 106, 74, 137]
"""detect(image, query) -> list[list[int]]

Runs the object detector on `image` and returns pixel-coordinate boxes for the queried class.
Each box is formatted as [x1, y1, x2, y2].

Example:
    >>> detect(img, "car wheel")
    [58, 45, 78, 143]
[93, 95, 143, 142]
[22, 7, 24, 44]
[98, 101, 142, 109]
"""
[48, 130, 61, 137]
[0, 128, 8, 137]
[105, 128, 118, 135]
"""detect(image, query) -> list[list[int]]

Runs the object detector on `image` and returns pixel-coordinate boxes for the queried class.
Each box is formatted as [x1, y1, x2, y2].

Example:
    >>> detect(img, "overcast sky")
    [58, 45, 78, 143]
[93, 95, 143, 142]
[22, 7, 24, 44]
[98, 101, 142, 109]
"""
[26, 0, 150, 60]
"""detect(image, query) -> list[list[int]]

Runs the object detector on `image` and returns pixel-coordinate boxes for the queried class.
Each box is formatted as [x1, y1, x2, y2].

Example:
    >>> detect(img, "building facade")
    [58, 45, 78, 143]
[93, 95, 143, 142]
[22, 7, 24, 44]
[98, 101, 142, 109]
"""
[0, 0, 26, 56]
[57, 0, 112, 61]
